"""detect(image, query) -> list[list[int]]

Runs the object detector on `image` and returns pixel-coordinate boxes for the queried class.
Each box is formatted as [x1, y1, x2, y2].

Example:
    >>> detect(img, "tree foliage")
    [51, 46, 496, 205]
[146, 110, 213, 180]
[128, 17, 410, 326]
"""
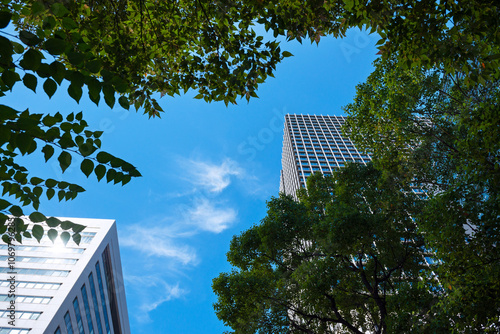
[0, 0, 292, 242]
[1, 0, 498, 257]
[213, 166, 439, 334]
[344, 56, 500, 332]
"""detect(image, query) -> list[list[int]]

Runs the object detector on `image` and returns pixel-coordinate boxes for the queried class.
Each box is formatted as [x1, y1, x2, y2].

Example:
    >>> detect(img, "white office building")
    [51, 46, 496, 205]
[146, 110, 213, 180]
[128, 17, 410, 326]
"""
[0, 218, 130, 334]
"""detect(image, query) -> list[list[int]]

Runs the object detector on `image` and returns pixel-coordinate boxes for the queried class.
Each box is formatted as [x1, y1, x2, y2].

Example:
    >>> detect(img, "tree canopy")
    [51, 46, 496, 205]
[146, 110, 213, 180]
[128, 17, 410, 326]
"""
[344, 55, 500, 332]
[213, 166, 441, 334]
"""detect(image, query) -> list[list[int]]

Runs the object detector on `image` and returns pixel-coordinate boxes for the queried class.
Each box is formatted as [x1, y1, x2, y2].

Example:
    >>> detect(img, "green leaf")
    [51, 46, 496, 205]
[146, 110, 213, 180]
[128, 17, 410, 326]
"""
[11, 41, 24, 54]
[33, 186, 42, 198]
[31, 1, 46, 16]
[0, 199, 10, 210]
[72, 224, 85, 233]
[16, 132, 35, 155]
[72, 233, 81, 245]
[58, 189, 65, 201]
[57, 151, 72, 172]
[44, 38, 67, 55]
[46, 188, 55, 200]
[32, 224, 44, 242]
[62, 17, 77, 30]
[23, 73, 37, 92]
[95, 164, 106, 181]
[60, 220, 72, 230]
[282, 51, 294, 58]
[106, 169, 117, 183]
[2, 234, 11, 244]
[87, 78, 101, 105]
[67, 52, 85, 66]
[2, 69, 20, 89]
[68, 83, 83, 102]
[60, 231, 70, 245]
[29, 211, 46, 223]
[118, 96, 130, 110]
[19, 31, 42, 46]
[9, 205, 23, 216]
[0, 11, 12, 29]
[96, 151, 112, 163]
[42, 145, 54, 161]
[49, 61, 66, 84]
[80, 159, 94, 177]
[46, 217, 60, 227]
[103, 84, 115, 108]
[47, 228, 58, 242]
[45, 178, 57, 188]
[30, 177, 44, 185]
[43, 78, 57, 98]
[86, 59, 102, 73]
[0, 36, 13, 59]
[51, 3, 70, 17]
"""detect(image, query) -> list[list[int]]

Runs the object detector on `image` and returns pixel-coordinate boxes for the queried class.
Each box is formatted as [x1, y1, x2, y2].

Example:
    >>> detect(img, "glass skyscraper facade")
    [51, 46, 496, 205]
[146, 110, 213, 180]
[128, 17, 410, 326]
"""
[280, 114, 372, 198]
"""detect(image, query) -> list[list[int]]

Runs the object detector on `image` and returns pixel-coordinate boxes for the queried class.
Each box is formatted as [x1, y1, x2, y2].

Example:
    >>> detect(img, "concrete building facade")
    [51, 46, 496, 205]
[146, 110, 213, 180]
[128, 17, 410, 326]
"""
[0, 218, 130, 334]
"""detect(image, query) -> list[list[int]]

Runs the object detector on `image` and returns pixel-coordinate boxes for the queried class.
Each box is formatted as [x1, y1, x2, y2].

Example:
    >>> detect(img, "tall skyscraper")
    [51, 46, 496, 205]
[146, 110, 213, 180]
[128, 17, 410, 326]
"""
[280, 114, 372, 198]
[0, 218, 130, 334]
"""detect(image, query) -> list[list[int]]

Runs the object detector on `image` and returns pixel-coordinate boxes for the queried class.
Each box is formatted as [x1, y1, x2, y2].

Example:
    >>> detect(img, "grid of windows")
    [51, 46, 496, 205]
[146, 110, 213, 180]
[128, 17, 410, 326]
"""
[22, 231, 95, 246]
[95, 262, 111, 334]
[64, 312, 74, 334]
[0, 244, 85, 254]
[0, 267, 70, 277]
[0, 310, 41, 320]
[89, 272, 104, 334]
[73, 298, 85, 334]
[0, 256, 77, 265]
[0, 328, 31, 334]
[0, 281, 61, 290]
[81, 284, 95, 334]
[280, 114, 372, 198]
[0, 294, 51, 304]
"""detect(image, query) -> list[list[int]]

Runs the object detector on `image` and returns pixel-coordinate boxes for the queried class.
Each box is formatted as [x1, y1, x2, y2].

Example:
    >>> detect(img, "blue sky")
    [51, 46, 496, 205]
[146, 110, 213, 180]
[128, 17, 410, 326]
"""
[3, 28, 378, 333]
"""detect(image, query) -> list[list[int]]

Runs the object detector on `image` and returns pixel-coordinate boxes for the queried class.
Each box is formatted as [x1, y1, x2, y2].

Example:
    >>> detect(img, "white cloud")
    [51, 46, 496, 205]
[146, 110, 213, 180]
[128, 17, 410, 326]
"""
[187, 198, 237, 233]
[125, 275, 187, 323]
[120, 223, 198, 265]
[185, 158, 243, 193]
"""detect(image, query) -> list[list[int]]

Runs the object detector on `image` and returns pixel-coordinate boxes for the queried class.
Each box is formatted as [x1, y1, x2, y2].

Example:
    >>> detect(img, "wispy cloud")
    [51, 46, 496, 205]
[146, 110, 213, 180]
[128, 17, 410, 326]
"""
[184, 158, 243, 193]
[121, 156, 244, 322]
[120, 222, 198, 265]
[125, 275, 187, 323]
[187, 198, 237, 233]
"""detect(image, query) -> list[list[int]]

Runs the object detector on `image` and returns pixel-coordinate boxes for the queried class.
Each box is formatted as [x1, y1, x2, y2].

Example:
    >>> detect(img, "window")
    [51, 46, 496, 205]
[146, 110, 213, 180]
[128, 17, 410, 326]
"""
[64, 312, 74, 334]
[0, 294, 51, 304]
[81, 284, 95, 334]
[0, 281, 60, 290]
[0, 310, 41, 320]
[89, 272, 104, 334]
[0, 256, 77, 265]
[0, 244, 85, 253]
[95, 262, 111, 334]
[73, 298, 85, 334]
[0, 268, 70, 277]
